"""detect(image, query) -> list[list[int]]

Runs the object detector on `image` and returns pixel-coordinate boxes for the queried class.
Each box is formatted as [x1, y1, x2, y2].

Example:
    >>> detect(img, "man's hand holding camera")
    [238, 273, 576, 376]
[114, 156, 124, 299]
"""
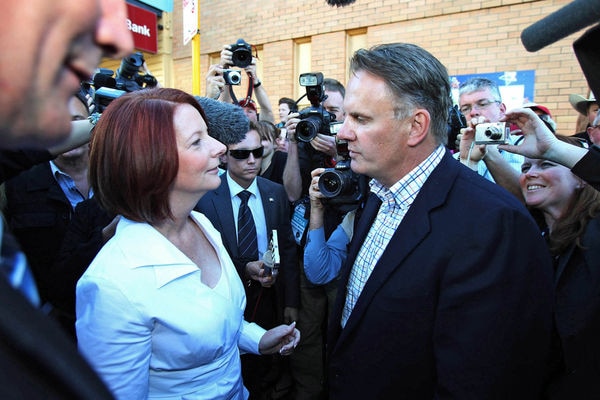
[205, 64, 226, 99]
[308, 168, 326, 229]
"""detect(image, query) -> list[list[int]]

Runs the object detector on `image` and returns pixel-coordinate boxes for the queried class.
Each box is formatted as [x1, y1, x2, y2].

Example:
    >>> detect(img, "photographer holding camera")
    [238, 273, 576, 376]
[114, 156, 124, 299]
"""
[455, 77, 525, 200]
[214, 39, 275, 124]
[280, 73, 353, 399]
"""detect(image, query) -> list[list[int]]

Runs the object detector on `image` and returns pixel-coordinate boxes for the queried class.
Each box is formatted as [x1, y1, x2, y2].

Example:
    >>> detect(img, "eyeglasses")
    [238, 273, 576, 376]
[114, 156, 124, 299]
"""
[459, 99, 501, 114]
[228, 146, 264, 160]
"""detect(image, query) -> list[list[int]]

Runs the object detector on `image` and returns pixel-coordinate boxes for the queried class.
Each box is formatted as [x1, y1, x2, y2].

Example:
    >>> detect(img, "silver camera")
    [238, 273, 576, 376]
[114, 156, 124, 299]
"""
[223, 69, 242, 86]
[474, 122, 509, 144]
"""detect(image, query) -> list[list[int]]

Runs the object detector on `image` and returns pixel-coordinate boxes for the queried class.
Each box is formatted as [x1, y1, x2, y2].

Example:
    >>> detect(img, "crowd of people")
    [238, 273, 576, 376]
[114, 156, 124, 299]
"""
[1, 0, 600, 399]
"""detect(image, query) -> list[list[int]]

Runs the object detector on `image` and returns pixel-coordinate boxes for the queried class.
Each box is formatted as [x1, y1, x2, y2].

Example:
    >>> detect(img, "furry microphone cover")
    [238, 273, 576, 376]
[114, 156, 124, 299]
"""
[195, 96, 250, 145]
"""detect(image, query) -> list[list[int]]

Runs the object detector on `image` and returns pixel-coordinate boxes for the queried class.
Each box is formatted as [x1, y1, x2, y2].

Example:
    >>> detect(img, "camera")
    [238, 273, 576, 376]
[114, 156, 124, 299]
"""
[116, 52, 158, 92]
[446, 104, 467, 151]
[295, 72, 336, 142]
[91, 52, 157, 112]
[318, 132, 368, 212]
[229, 38, 253, 68]
[475, 122, 510, 144]
[223, 69, 242, 85]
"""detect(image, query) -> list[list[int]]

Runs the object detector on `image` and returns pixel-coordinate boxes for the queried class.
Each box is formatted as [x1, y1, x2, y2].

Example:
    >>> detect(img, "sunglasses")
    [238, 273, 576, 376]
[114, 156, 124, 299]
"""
[228, 146, 264, 160]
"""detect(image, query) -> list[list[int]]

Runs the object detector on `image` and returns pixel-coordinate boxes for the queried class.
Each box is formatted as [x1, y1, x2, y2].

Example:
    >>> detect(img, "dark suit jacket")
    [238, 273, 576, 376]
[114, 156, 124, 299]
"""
[4, 162, 73, 303]
[547, 216, 600, 399]
[0, 224, 113, 399]
[195, 175, 299, 324]
[327, 151, 555, 399]
[572, 144, 600, 192]
[50, 197, 113, 335]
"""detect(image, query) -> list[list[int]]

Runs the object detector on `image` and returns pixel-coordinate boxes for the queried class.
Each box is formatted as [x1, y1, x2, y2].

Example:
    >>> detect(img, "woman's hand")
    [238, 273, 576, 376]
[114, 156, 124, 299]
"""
[259, 322, 300, 356]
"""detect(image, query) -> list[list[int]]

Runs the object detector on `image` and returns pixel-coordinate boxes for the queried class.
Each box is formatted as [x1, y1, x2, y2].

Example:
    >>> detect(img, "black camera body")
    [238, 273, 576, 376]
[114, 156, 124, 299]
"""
[295, 72, 336, 143]
[229, 39, 253, 68]
[92, 52, 157, 112]
[446, 104, 467, 151]
[318, 136, 368, 212]
[116, 52, 157, 92]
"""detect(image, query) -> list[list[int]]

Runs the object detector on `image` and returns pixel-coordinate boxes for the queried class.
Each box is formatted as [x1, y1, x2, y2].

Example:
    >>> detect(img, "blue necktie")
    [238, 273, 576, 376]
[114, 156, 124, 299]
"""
[237, 190, 258, 260]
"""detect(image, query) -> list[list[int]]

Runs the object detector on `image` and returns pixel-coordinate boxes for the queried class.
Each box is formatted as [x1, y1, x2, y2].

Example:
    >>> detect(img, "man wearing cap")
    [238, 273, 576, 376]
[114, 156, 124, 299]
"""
[522, 103, 557, 134]
[570, 93, 598, 144]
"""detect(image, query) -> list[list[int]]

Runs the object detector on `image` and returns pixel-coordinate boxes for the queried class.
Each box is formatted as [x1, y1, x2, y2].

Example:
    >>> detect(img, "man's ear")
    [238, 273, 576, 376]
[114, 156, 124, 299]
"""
[407, 109, 431, 147]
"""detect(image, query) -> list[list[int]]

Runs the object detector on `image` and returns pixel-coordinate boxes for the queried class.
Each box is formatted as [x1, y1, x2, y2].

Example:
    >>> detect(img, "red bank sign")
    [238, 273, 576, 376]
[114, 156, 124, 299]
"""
[127, 3, 158, 54]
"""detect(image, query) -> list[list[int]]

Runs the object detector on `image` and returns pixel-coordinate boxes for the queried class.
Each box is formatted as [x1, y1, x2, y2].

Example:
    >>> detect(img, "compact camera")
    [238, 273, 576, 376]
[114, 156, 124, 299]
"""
[318, 132, 368, 212]
[295, 72, 336, 143]
[475, 122, 510, 144]
[223, 69, 242, 85]
[229, 38, 253, 68]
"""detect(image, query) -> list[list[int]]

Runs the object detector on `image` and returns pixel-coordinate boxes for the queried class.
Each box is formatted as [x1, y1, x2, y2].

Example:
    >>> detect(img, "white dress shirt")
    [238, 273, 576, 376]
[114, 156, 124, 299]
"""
[76, 211, 266, 400]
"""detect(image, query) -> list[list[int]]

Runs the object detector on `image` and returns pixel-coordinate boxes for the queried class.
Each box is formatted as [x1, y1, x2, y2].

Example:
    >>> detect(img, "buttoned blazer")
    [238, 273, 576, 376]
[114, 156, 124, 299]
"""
[327, 150, 555, 399]
[195, 175, 299, 309]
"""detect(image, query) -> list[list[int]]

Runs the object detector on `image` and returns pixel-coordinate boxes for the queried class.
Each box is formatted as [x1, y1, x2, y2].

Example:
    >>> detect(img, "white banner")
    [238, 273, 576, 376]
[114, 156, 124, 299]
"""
[182, 0, 198, 46]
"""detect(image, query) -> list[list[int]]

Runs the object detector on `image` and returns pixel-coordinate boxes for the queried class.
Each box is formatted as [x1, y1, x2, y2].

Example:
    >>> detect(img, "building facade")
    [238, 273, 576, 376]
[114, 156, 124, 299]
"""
[105, 0, 592, 133]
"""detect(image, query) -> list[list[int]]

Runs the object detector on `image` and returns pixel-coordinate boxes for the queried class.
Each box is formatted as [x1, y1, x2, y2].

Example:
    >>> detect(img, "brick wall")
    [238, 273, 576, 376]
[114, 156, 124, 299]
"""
[166, 0, 590, 134]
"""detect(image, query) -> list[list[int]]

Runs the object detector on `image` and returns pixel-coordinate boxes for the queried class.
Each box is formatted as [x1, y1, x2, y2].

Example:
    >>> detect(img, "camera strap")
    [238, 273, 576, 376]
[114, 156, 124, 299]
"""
[242, 71, 254, 104]
[231, 71, 255, 108]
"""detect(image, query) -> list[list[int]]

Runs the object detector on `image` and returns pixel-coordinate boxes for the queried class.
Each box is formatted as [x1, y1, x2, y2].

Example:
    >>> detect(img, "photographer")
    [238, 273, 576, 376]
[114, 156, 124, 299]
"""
[455, 77, 524, 200]
[303, 168, 356, 285]
[217, 41, 275, 123]
[281, 74, 349, 399]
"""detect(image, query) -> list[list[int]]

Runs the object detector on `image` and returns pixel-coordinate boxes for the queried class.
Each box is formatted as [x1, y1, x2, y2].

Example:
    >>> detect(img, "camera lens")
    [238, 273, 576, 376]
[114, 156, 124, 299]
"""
[485, 127, 503, 140]
[295, 119, 320, 142]
[319, 171, 343, 197]
[232, 49, 252, 68]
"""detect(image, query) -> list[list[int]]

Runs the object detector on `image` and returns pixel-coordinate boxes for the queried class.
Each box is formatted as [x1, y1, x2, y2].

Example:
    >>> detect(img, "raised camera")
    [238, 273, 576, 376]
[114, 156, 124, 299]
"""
[223, 69, 242, 86]
[475, 122, 509, 144]
[229, 38, 253, 68]
[295, 72, 336, 142]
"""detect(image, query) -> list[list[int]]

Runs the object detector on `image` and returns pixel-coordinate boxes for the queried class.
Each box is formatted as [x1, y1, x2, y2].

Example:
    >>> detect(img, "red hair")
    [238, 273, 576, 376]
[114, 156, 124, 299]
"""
[89, 88, 208, 223]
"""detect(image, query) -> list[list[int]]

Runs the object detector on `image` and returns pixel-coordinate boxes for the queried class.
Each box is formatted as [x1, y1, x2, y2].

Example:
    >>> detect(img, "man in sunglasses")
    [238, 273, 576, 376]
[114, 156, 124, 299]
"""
[456, 77, 525, 201]
[196, 121, 299, 399]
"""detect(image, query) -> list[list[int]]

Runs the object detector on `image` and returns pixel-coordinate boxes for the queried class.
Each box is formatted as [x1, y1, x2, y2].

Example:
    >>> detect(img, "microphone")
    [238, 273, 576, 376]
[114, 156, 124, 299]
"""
[325, 0, 356, 6]
[48, 119, 95, 156]
[521, 0, 600, 52]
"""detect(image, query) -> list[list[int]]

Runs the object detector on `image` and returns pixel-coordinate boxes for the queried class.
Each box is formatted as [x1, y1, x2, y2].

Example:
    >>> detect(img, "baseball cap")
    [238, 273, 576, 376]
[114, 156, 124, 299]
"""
[238, 98, 257, 112]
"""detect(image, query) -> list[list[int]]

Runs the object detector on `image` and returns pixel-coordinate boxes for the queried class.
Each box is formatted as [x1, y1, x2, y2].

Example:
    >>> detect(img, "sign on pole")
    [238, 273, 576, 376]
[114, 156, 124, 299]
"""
[183, 0, 198, 46]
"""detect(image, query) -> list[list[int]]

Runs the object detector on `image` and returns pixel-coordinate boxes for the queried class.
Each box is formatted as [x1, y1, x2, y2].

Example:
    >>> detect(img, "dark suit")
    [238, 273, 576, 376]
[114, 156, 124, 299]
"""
[196, 174, 299, 398]
[0, 218, 113, 399]
[327, 151, 554, 399]
[546, 216, 600, 399]
[4, 161, 74, 304]
[195, 174, 299, 317]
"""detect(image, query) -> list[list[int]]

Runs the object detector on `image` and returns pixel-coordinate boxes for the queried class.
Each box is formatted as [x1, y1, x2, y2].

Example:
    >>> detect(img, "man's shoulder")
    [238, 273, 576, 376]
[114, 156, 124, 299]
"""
[5, 161, 52, 187]
[257, 175, 284, 191]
